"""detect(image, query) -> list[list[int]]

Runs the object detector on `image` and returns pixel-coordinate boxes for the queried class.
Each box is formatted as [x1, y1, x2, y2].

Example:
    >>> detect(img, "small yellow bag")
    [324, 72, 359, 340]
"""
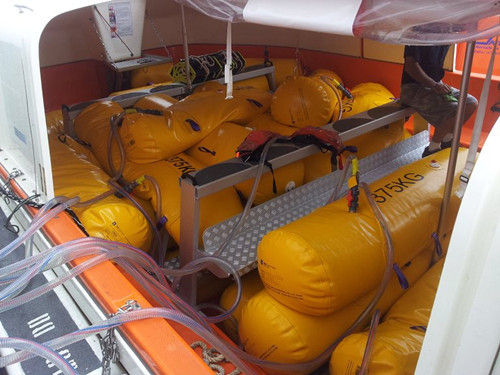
[239, 250, 432, 372]
[330, 259, 444, 375]
[49, 134, 152, 251]
[257, 149, 466, 315]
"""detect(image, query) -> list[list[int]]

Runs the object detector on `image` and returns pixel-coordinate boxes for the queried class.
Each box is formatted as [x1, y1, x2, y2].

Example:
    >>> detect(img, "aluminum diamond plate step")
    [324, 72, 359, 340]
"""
[166, 131, 429, 274]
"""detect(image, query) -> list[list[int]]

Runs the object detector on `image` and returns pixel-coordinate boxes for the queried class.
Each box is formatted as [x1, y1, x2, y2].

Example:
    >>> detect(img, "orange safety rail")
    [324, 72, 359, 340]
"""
[0, 163, 229, 375]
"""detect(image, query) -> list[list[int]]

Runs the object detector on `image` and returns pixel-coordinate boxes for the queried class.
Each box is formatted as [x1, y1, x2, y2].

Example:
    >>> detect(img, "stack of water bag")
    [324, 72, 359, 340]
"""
[329, 258, 445, 374]
[262, 70, 405, 183]
[73, 86, 275, 245]
[45, 111, 153, 251]
[219, 148, 466, 373]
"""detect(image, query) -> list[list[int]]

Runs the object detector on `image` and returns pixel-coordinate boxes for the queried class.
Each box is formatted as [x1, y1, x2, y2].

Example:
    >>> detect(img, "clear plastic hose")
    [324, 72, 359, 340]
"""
[163, 256, 242, 324]
[0, 242, 167, 312]
[359, 309, 381, 375]
[0, 238, 167, 304]
[0, 337, 78, 375]
[25, 196, 71, 259]
[107, 112, 126, 181]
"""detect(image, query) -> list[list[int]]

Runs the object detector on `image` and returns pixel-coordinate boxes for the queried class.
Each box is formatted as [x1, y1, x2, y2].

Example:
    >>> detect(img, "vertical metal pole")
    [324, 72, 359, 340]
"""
[436, 41, 475, 240]
[180, 5, 192, 92]
[178, 177, 200, 305]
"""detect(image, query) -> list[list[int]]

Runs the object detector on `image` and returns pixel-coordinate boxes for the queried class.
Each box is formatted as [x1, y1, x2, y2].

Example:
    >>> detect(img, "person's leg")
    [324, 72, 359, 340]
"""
[438, 90, 478, 148]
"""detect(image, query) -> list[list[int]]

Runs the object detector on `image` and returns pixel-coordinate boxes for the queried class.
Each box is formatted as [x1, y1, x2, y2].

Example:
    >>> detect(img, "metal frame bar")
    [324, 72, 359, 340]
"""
[436, 41, 476, 241]
[178, 102, 414, 301]
[62, 64, 276, 138]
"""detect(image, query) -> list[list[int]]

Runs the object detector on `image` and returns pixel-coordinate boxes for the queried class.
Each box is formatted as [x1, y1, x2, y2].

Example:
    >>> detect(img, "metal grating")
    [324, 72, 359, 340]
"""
[165, 131, 429, 273]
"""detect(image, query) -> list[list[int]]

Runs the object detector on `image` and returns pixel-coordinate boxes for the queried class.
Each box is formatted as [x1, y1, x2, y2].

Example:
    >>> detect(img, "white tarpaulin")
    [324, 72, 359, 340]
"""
[175, 0, 499, 45]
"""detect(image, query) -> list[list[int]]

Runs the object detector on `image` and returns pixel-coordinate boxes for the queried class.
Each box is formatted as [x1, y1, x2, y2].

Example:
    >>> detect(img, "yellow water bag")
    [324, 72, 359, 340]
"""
[341, 83, 404, 159]
[247, 114, 296, 136]
[119, 87, 270, 164]
[310, 69, 344, 101]
[123, 153, 243, 245]
[330, 259, 444, 375]
[54, 134, 101, 168]
[234, 76, 270, 91]
[239, 249, 432, 371]
[130, 62, 173, 88]
[342, 82, 395, 118]
[193, 81, 225, 93]
[48, 134, 152, 251]
[271, 76, 340, 128]
[45, 110, 65, 134]
[310, 69, 343, 86]
[119, 111, 212, 164]
[257, 148, 467, 316]
[186, 122, 305, 205]
[134, 94, 178, 112]
[219, 271, 263, 342]
[74, 101, 124, 175]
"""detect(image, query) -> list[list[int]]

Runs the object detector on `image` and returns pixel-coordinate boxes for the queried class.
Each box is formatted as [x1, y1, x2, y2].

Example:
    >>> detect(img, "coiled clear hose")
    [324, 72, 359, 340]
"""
[0, 337, 77, 375]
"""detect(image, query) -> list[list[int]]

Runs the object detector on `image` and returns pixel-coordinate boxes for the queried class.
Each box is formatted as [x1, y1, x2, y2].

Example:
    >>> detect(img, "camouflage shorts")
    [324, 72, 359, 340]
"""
[400, 83, 478, 128]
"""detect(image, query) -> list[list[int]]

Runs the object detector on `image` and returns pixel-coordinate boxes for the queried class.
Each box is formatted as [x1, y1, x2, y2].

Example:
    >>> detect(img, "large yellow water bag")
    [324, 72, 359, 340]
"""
[48, 134, 152, 251]
[74, 101, 124, 175]
[219, 271, 263, 342]
[310, 69, 343, 86]
[133, 93, 178, 112]
[130, 62, 173, 88]
[271, 76, 340, 128]
[257, 148, 466, 316]
[247, 114, 296, 136]
[342, 82, 395, 118]
[330, 259, 444, 375]
[186, 122, 305, 205]
[121, 89, 271, 164]
[239, 249, 432, 371]
[123, 153, 243, 245]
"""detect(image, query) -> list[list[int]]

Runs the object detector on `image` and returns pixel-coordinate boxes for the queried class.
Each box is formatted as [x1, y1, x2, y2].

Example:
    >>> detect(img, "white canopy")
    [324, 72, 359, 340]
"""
[175, 0, 500, 44]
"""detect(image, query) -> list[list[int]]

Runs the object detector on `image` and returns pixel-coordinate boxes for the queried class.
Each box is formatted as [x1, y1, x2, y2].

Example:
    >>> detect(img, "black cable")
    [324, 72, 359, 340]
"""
[4, 194, 40, 234]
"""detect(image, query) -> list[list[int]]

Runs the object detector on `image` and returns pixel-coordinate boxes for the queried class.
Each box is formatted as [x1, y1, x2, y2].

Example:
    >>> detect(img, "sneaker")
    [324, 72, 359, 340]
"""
[441, 140, 452, 149]
[422, 146, 441, 158]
